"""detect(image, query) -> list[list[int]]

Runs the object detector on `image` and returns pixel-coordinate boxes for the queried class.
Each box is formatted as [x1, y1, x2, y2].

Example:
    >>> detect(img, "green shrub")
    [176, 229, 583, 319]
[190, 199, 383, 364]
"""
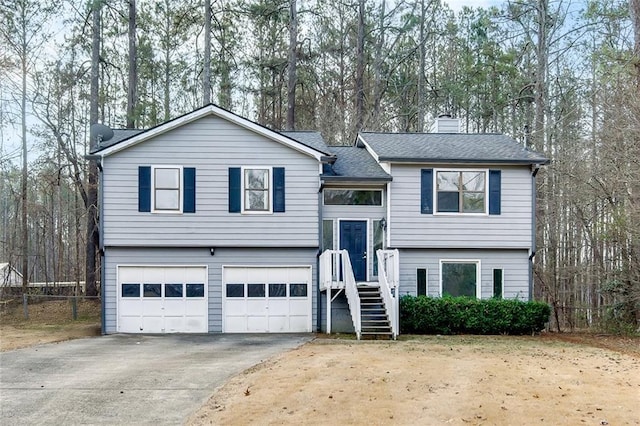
[400, 295, 550, 335]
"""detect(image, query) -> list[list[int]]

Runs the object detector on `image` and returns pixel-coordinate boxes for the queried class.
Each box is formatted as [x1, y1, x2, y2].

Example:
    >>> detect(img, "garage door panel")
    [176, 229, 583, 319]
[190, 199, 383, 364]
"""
[247, 299, 267, 311]
[142, 316, 164, 333]
[268, 316, 288, 332]
[289, 300, 308, 315]
[289, 316, 308, 331]
[164, 317, 185, 333]
[164, 300, 185, 316]
[268, 299, 288, 311]
[144, 269, 165, 282]
[119, 299, 140, 316]
[119, 317, 141, 333]
[247, 316, 267, 332]
[141, 299, 163, 315]
[224, 317, 245, 333]
[223, 266, 311, 333]
[225, 299, 246, 314]
[186, 317, 206, 331]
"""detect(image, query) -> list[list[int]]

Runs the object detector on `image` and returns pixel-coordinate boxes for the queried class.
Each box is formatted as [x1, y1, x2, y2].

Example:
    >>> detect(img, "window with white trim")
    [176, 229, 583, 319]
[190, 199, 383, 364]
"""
[493, 269, 503, 299]
[440, 260, 480, 298]
[153, 166, 182, 212]
[243, 167, 271, 212]
[372, 220, 384, 276]
[436, 170, 486, 213]
[322, 220, 334, 251]
[323, 189, 382, 206]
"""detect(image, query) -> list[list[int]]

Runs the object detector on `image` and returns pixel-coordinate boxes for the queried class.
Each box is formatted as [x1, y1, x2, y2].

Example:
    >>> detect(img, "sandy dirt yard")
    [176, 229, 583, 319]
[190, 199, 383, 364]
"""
[0, 323, 101, 351]
[189, 335, 640, 426]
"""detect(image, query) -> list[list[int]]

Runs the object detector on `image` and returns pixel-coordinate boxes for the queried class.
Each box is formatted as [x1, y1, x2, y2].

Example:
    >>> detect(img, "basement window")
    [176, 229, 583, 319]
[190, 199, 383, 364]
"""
[440, 260, 480, 298]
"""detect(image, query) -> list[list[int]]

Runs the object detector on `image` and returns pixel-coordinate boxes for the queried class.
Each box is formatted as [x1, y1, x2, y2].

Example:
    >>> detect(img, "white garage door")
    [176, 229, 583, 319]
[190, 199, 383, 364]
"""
[117, 266, 208, 333]
[223, 266, 312, 333]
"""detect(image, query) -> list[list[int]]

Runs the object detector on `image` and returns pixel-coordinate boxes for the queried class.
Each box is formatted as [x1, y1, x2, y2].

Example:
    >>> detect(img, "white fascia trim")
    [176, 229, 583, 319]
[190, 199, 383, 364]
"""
[98, 105, 325, 161]
[357, 134, 381, 163]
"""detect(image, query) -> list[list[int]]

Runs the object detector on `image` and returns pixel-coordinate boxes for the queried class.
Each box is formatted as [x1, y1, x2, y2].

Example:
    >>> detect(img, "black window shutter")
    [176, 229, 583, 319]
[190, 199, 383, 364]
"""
[228, 167, 241, 213]
[417, 268, 427, 296]
[273, 167, 285, 213]
[489, 169, 501, 215]
[420, 169, 433, 214]
[183, 167, 196, 213]
[138, 166, 151, 212]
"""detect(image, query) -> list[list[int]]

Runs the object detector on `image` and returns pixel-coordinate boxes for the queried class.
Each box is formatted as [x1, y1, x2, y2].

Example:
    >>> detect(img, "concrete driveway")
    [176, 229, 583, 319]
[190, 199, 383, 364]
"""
[0, 334, 312, 425]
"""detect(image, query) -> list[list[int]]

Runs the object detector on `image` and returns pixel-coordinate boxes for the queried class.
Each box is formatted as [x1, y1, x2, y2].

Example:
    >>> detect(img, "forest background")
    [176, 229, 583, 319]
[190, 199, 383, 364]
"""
[1, 0, 639, 331]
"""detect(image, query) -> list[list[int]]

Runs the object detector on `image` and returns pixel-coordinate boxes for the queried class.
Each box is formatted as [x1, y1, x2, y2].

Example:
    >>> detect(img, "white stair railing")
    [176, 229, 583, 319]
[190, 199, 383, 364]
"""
[319, 249, 361, 339]
[341, 250, 361, 339]
[319, 250, 341, 290]
[377, 249, 400, 339]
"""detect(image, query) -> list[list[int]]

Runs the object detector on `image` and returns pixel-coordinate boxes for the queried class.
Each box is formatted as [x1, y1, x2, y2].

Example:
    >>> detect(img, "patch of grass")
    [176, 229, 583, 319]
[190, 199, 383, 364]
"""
[0, 299, 101, 325]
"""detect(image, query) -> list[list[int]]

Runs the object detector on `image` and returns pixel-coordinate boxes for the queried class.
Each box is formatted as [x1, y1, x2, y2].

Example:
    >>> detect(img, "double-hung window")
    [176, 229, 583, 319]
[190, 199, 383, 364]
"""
[153, 166, 182, 212]
[243, 167, 271, 212]
[228, 166, 284, 214]
[436, 170, 486, 214]
[138, 166, 195, 213]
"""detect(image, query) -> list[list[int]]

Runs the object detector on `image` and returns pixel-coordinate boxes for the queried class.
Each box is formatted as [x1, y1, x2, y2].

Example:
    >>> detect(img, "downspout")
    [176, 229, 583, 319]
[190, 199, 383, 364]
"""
[317, 186, 323, 333]
[99, 157, 106, 334]
[385, 180, 391, 248]
[529, 165, 540, 302]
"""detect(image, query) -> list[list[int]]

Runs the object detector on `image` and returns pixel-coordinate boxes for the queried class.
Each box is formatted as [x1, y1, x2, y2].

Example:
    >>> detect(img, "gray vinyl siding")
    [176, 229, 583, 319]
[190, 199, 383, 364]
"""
[319, 291, 355, 333]
[389, 164, 533, 249]
[103, 247, 317, 333]
[101, 114, 319, 247]
[397, 249, 529, 300]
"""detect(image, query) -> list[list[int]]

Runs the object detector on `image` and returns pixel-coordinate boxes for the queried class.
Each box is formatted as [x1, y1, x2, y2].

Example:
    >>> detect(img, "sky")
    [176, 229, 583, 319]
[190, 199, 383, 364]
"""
[446, 0, 504, 12]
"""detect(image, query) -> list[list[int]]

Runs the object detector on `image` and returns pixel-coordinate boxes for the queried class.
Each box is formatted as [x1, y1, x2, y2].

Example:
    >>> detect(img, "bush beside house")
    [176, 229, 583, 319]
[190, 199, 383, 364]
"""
[400, 295, 550, 335]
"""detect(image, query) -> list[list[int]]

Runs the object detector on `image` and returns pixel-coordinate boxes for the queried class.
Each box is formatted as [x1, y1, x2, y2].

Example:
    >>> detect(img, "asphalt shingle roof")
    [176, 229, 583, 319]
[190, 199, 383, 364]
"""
[322, 146, 392, 182]
[359, 132, 549, 165]
[279, 131, 330, 154]
[91, 129, 143, 153]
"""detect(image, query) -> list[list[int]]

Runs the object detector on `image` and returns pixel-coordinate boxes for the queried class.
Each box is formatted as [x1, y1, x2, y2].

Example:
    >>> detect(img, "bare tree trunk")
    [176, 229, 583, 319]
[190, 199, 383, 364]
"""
[126, 0, 137, 128]
[21, 24, 28, 291]
[203, 0, 211, 105]
[631, 0, 640, 87]
[355, 0, 365, 133]
[533, 0, 548, 153]
[85, 0, 101, 298]
[162, 0, 170, 119]
[417, 0, 426, 132]
[286, 0, 297, 130]
[371, 0, 385, 127]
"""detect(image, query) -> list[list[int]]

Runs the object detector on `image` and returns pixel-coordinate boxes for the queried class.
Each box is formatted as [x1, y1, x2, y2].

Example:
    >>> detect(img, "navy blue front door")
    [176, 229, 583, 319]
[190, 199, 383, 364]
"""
[340, 220, 367, 281]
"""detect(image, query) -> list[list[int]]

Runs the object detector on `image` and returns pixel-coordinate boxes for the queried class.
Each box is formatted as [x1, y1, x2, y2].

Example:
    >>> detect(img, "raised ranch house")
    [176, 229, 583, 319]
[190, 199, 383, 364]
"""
[89, 104, 548, 339]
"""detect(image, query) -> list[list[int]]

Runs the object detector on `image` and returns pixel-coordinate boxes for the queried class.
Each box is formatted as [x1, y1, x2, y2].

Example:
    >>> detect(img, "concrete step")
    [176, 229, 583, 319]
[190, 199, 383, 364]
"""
[360, 331, 393, 340]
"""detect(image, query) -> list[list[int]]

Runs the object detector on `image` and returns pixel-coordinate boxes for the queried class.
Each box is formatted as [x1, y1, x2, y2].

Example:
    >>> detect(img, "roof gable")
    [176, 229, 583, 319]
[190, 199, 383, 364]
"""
[358, 132, 549, 165]
[91, 104, 331, 161]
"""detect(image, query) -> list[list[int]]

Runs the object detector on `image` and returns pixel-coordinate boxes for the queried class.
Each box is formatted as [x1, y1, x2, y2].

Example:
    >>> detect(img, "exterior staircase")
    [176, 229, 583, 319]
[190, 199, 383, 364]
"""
[358, 286, 393, 340]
